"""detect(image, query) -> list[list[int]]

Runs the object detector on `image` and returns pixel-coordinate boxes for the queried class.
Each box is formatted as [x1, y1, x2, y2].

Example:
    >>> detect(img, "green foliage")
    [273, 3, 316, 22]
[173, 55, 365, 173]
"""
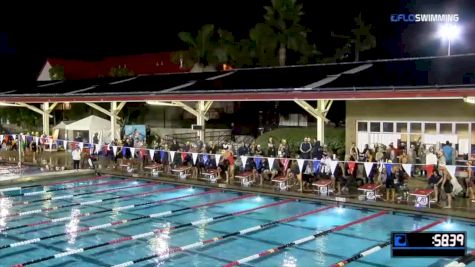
[262, 0, 318, 66]
[174, 24, 217, 68]
[63, 104, 89, 121]
[0, 107, 40, 131]
[332, 13, 376, 62]
[109, 65, 135, 77]
[49, 65, 65, 80]
[174, 0, 318, 68]
[352, 13, 376, 57]
[255, 127, 345, 159]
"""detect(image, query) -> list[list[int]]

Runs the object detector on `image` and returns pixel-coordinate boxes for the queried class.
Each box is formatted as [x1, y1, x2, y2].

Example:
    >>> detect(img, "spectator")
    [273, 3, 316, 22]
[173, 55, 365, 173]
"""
[72, 147, 81, 172]
[438, 166, 453, 208]
[299, 137, 312, 159]
[466, 161, 475, 202]
[442, 141, 454, 165]
[428, 169, 441, 202]
[349, 143, 359, 160]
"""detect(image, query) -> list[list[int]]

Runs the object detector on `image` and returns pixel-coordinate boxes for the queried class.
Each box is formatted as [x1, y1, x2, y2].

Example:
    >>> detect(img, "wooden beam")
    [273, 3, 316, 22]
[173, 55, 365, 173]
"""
[116, 102, 127, 113]
[85, 102, 115, 118]
[15, 103, 53, 118]
[203, 101, 213, 114]
[294, 100, 329, 123]
[46, 102, 59, 113]
[173, 101, 210, 121]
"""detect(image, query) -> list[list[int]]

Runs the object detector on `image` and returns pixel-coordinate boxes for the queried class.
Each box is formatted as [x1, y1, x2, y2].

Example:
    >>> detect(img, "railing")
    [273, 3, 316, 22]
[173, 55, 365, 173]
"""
[164, 129, 231, 144]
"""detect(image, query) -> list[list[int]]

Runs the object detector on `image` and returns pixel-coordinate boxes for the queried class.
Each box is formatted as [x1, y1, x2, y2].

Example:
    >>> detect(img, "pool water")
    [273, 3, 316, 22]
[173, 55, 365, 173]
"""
[0, 176, 473, 267]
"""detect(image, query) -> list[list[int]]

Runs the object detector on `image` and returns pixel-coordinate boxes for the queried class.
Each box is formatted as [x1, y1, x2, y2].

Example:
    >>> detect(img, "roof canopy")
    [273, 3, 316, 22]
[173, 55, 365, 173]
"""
[2, 54, 475, 102]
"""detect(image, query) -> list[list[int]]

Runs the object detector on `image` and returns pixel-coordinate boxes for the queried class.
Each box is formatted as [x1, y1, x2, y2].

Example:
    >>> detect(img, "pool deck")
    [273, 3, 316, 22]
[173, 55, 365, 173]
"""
[0, 169, 474, 221]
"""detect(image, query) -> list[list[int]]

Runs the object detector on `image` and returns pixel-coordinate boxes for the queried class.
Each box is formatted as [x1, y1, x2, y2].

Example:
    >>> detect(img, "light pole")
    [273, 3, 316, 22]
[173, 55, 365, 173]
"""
[437, 24, 461, 56]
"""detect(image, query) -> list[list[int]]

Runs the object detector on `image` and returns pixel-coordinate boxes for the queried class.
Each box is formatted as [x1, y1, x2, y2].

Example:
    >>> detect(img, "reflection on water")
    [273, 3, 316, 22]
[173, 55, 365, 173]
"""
[281, 252, 297, 267]
[42, 192, 53, 210]
[65, 208, 81, 245]
[110, 200, 121, 221]
[149, 222, 171, 266]
[0, 197, 12, 232]
[197, 208, 207, 241]
[315, 234, 327, 265]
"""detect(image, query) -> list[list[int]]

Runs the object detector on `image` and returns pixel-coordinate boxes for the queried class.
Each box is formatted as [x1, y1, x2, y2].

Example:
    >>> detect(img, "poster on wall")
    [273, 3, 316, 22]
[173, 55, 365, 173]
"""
[124, 125, 146, 147]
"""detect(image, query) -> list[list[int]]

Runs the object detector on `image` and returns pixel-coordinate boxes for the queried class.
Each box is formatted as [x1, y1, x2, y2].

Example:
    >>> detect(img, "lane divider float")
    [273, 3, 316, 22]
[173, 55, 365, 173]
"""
[12, 198, 293, 266]
[330, 218, 447, 267]
[223, 210, 388, 267]
[1, 175, 112, 198]
[111, 205, 336, 267]
[6, 185, 188, 219]
[12, 179, 151, 207]
[2, 187, 213, 232]
[1, 190, 246, 250]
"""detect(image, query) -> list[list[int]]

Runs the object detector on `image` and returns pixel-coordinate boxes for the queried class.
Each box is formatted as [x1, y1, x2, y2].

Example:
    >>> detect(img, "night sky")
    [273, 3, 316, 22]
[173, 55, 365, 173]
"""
[1, 0, 475, 83]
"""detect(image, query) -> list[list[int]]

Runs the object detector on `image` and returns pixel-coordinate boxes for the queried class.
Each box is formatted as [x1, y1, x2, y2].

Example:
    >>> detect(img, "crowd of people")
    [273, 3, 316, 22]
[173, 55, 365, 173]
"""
[1, 132, 474, 209]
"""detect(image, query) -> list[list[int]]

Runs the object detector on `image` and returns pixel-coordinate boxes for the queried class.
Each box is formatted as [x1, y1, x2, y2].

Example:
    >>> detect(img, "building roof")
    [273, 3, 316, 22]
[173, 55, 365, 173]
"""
[3, 53, 475, 103]
[38, 52, 187, 81]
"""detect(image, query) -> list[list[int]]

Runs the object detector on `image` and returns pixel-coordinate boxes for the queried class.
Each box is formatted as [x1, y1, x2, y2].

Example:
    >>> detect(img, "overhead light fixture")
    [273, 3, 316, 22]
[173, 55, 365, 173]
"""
[437, 23, 462, 56]
[145, 101, 178, 106]
[463, 97, 475, 104]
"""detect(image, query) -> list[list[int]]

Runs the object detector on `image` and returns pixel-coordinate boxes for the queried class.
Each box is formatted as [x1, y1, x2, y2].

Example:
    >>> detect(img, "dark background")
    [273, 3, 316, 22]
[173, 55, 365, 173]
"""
[1, 0, 474, 83]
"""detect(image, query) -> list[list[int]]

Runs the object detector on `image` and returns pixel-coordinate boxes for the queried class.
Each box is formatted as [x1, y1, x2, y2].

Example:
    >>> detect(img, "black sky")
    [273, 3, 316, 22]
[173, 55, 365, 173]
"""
[1, 0, 475, 83]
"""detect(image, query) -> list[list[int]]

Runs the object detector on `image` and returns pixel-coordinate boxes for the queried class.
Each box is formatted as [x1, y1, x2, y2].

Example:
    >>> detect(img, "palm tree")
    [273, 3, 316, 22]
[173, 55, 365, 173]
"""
[249, 23, 279, 66]
[352, 13, 376, 61]
[332, 13, 376, 62]
[263, 0, 315, 66]
[174, 24, 217, 70]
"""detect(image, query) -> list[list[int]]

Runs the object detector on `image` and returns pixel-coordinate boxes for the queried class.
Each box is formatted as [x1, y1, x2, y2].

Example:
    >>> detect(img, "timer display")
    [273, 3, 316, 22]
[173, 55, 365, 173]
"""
[392, 232, 466, 257]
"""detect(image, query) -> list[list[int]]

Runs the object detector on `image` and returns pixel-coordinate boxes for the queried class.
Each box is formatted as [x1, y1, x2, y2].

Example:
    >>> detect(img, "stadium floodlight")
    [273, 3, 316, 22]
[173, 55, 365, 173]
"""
[437, 23, 461, 56]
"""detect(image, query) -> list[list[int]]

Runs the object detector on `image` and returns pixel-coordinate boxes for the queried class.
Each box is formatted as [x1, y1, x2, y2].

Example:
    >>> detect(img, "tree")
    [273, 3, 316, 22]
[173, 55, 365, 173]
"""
[174, 24, 217, 69]
[109, 65, 135, 77]
[262, 0, 317, 66]
[49, 65, 65, 80]
[0, 107, 40, 131]
[332, 13, 376, 62]
[248, 23, 279, 66]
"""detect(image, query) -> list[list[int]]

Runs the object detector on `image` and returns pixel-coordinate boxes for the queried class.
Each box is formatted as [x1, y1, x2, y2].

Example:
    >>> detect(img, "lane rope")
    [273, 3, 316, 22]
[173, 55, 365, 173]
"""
[5, 185, 188, 219]
[111, 205, 336, 267]
[0, 175, 112, 198]
[12, 198, 293, 267]
[11, 179, 151, 207]
[2, 187, 216, 233]
[223, 210, 388, 267]
[1, 190, 245, 250]
[445, 251, 475, 267]
[330, 218, 447, 267]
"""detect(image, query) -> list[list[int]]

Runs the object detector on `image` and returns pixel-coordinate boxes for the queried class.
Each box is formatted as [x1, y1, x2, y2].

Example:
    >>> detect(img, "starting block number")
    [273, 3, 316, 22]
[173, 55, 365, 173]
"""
[415, 196, 429, 207]
[319, 186, 328, 195]
[365, 191, 376, 200]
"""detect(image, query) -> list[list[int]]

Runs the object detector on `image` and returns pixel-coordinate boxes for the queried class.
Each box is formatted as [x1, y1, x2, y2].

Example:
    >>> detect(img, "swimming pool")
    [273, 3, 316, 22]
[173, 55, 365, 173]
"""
[0, 176, 473, 267]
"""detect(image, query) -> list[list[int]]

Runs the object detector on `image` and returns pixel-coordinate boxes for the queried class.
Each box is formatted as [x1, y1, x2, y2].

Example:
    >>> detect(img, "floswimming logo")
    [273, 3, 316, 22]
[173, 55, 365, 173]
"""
[390, 14, 459, 23]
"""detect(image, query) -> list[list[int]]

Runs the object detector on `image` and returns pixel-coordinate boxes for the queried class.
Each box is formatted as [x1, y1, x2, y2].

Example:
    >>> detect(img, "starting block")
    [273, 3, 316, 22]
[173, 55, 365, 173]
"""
[358, 184, 382, 201]
[235, 172, 254, 187]
[144, 164, 162, 176]
[312, 179, 333, 196]
[410, 189, 434, 208]
[172, 167, 191, 180]
[202, 170, 218, 183]
[272, 176, 290, 191]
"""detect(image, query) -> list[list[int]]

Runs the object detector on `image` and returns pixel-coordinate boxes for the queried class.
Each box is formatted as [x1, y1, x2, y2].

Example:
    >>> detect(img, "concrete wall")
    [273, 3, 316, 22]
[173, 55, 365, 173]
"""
[345, 99, 475, 153]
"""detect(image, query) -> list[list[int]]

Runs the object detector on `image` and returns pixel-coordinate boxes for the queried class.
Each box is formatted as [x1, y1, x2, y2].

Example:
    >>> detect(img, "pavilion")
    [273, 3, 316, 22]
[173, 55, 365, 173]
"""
[1, 53, 475, 156]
